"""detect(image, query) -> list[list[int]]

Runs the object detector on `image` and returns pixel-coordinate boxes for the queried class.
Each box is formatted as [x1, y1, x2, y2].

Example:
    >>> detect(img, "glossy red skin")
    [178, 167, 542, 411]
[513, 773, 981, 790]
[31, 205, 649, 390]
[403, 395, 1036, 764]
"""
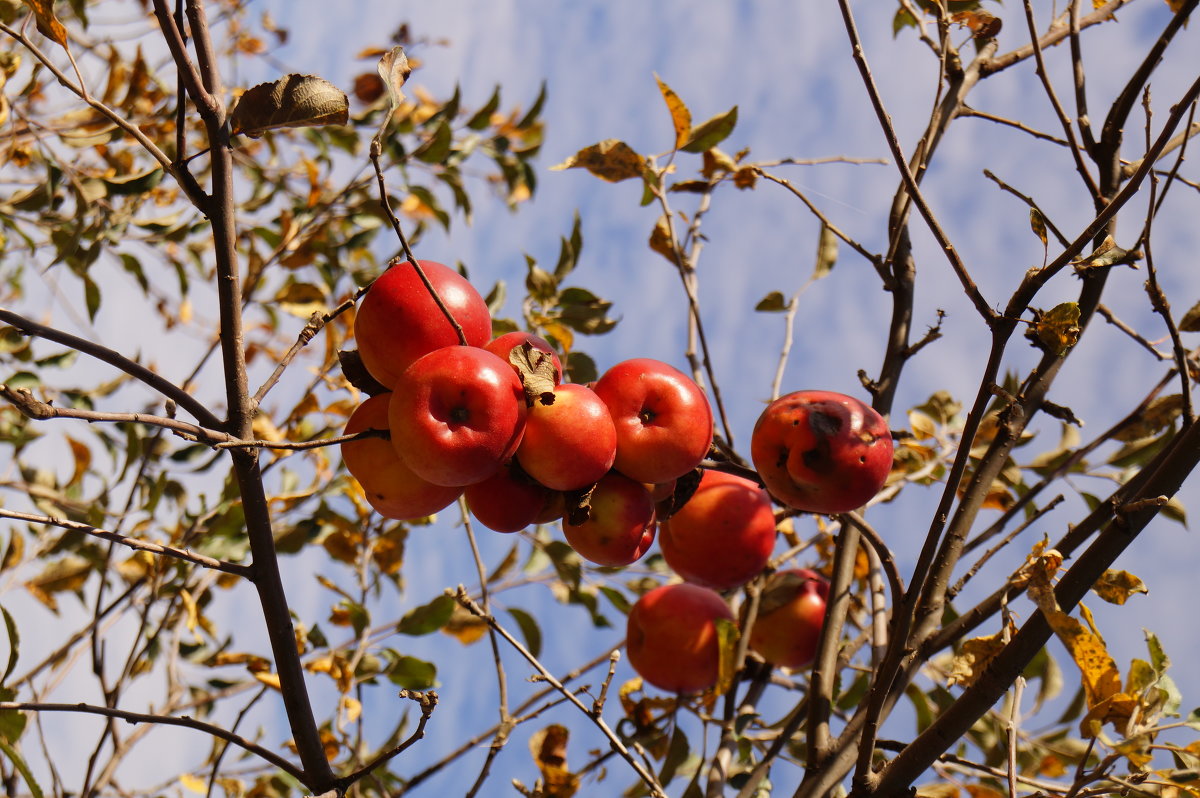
[341, 394, 463, 519]
[562, 472, 655, 567]
[626, 583, 735, 693]
[751, 390, 893, 514]
[464, 461, 559, 533]
[748, 569, 829, 669]
[659, 469, 776, 590]
[389, 346, 527, 487]
[484, 331, 563, 385]
[517, 383, 617, 491]
[592, 358, 714, 484]
[354, 260, 492, 389]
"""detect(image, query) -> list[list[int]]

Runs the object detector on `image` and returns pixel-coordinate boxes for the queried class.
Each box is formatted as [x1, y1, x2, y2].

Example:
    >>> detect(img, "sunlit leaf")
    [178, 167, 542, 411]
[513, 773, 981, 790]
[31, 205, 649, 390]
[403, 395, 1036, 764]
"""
[948, 621, 1013, 688]
[655, 74, 691, 151]
[1030, 208, 1048, 247]
[529, 724, 578, 798]
[1091, 570, 1148, 605]
[22, 0, 66, 46]
[179, 773, 207, 794]
[1034, 302, 1081, 354]
[649, 215, 678, 264]
[230, 74, 349, 138]
[550, 139, 647, 182]
[681, 106, 738, 153]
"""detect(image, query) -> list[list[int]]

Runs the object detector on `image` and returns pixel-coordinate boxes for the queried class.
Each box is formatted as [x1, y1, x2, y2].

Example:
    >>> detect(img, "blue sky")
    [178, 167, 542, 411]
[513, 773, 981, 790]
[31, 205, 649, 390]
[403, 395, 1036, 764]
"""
[5, 0, 1200, 795]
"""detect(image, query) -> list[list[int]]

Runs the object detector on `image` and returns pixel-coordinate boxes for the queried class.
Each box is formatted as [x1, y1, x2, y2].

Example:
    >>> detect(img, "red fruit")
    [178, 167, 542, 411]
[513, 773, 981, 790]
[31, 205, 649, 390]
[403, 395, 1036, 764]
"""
[659, 469, 776, 590]
[340, 394, 462, 519]
[354, 260, 492, 388]
[389, 346, 526, 487]
[626, 583, 735, 693]
[484, 331, 563, 385]
[592, 358, 714, 484]
[751, 390, 892, 514]
[465, 461, 560, 533]
[516, 383, 617, 492]
[562, 472, 655, 567]
[748, 569, 829, 669]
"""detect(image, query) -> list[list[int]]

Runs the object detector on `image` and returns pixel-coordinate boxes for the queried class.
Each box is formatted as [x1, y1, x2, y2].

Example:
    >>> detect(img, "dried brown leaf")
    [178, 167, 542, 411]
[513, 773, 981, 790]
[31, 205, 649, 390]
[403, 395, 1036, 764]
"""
[230, 74, 349, 138]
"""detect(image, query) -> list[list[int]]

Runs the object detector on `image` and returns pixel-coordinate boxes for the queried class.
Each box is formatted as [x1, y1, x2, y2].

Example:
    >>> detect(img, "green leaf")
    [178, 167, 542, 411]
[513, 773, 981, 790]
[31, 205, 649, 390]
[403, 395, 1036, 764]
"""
[599, 585, 631, 615]
[397, 594, 456, 636]
[414, 120, 453, 164]
[83, 274, 101, 321]
[0, 739, 41, 798]
[466, 85, 501, 130]
[506, 608, 541, 659]
[755, 291, 789, 312]
[517, 81, 547, 129]
[681, 106, 738, 153]
[554, 211, 584, 280]
[387, 655, 437, 690]
[0, 607, 17, 685]
[103, 167, 163, 196]
[564, 351, 597, 384]
[659, 724, 690, 785]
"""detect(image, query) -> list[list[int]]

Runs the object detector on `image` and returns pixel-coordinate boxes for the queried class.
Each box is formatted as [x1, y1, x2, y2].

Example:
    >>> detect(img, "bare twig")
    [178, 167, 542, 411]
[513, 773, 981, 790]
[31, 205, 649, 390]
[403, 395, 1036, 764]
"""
[0, 701, 304, 781]
[453, 587, 666, 797]
[0, 308, 222, 429]
[336, 691, 438, 791]
[1020, 0, 1102, 201]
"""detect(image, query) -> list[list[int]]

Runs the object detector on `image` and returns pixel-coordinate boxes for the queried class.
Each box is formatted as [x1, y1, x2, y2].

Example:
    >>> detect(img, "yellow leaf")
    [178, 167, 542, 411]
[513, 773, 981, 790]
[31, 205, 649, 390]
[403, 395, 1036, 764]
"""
[65, 435, 91, 486]
[1027, 552, 1126, 732]
[1092, 569, 1148, 605]
[22, 0, 67, 46]
[649, 215, 678, 264]
[441, 604, 488, 645]
[655, 74, 691, 151]
[179, 773, 208, 794]
[1030, 208, 1049, 247]
[252, 671, 281, 690]
[948, 622, 1013, 688]
[179, 587, 204, 645]
[714, 617, 740, 694]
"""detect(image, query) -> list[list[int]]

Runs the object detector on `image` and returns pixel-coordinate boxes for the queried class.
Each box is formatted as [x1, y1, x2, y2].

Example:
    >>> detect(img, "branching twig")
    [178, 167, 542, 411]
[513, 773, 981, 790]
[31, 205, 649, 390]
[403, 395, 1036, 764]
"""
[453, 587, 666, 797]
[0, 309, 222, 429]
[0, 508, 251, 578]
[0, 701, 303, 781]
[335, 691, 438, 792]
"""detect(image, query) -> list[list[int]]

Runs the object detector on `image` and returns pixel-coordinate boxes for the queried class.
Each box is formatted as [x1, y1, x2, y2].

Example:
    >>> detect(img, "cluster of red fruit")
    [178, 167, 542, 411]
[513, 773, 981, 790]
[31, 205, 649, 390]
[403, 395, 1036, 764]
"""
[340, 259, 895, 695]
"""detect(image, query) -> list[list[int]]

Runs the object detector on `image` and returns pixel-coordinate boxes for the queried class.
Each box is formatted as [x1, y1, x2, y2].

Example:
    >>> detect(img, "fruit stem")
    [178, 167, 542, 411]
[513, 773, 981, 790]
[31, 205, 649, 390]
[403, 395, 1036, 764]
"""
[369, 148, 469, 346]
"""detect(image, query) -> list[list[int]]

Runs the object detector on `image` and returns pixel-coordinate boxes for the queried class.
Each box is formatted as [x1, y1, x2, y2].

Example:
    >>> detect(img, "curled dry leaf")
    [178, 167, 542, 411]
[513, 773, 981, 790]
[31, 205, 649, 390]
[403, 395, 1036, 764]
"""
[230, 74, 349, 138]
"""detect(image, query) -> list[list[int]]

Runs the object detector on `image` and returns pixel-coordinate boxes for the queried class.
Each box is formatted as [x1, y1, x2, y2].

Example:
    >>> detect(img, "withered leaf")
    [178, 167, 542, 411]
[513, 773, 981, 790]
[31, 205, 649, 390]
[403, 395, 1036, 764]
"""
[376, 46, 411, 112]
[509, 341, 558, 406]
[1092, 569, 1148, 605]
[814, 223, 839, 278]
[550, 139, 647, 183]
[231, 74, 349, 138]
[1034, 302, 1081, 354]
[947, 623, 1013, 688]
[649, 215, 678, 264]
[1114, 394, 1183, 441]
[1029, 208, 1048, 247]
[755, 291, 789, 313]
